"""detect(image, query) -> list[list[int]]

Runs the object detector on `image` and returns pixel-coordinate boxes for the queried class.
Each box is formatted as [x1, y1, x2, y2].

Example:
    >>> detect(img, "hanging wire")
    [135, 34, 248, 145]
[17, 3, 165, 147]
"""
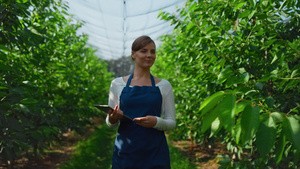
[122, 0, 127, 57]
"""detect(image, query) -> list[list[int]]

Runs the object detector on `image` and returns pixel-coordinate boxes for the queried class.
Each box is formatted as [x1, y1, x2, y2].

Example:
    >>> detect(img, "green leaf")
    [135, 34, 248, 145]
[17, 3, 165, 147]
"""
[275, 131, 286, 164]
[186, 22, 195, 32]
[235, 117, 242, 144]
[271, 112, 285, 123]
[256, 115, 276, 157]
[265, 96, 274, 108]
[201, 104, 221, 133]
[263, 39, 277, 49]
[249, 0, 256, 8]
[262, 0, 268, 7]
[199, 91, 225, 116]
[0, 45, 10, 52]
[235, 101, 251, 115]
[271, 54, 278, 64]
[201, 94, 236, 134]
[217, 159, 231, 167]
[293, 149, 300, 165]
[245, 89, 259, 96]
[248, 10, 256, 19]
[18, 104, 30, 113]
[31, 28, 43, 37]
[218, 94, 236, 135]
[239, 10, 250, 19]
[16, 3, 28, 10]
[259, 75, 272, 82]
[0, 86, 8, 90]
[291, 69, 299, 78]
[283, 116, 300, 152]
[241, 72, 250, 82]
[16, 0, 29, 3]
[241, 105, 260, 145]
[217, 66, 233, 84]
[255, 82, 263, 90]
[21, 98, 39, 104]
[210, 117, 221, 137]
[234, 2, 247, 11]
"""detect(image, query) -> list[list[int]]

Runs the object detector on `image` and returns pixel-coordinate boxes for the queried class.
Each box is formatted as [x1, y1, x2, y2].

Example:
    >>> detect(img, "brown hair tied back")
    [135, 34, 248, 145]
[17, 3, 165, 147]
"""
[131, 35, 155, 52]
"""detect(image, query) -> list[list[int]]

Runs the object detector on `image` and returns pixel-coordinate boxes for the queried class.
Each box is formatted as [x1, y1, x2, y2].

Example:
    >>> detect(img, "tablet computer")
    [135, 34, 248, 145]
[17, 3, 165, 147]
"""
[94, 105, 133, 121]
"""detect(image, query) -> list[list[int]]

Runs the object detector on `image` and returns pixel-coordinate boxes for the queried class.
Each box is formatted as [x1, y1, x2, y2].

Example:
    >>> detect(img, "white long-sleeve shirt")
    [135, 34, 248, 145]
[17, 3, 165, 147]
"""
[105, 77, 176, 131]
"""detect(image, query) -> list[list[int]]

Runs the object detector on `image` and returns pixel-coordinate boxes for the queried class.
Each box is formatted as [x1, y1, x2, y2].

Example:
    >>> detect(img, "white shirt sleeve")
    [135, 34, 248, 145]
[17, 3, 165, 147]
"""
[105, 78, 176, 131]
[105, 77, 124, 128]
[153, 79, 176, 131]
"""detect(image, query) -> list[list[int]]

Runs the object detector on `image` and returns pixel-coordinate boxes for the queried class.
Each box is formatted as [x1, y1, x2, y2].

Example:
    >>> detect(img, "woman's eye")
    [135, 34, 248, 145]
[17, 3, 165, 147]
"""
[139, 49, 155, 54]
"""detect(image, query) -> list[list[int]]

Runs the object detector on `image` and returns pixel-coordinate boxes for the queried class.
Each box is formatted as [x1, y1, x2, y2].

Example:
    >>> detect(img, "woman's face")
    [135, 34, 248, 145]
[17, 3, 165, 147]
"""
[132, 42, 156, 69]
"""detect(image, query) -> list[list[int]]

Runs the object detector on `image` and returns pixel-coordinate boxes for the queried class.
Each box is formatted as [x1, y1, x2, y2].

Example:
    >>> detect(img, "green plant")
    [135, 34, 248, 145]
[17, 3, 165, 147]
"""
[59, 125, 116, 169]
[0, 0, 112, 166]
[153, 0, 300, 168]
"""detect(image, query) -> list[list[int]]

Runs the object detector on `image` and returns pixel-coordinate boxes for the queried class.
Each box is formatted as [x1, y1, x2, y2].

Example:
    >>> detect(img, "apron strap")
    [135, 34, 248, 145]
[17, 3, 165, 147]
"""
[125, 73, 134, 88]
[150, 74, 155, 87]
[125, 73, 156, 87]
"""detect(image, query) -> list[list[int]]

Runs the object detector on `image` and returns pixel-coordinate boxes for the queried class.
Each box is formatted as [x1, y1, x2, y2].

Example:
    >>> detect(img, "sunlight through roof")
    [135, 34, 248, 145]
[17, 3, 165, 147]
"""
[62, 0, 185, 60]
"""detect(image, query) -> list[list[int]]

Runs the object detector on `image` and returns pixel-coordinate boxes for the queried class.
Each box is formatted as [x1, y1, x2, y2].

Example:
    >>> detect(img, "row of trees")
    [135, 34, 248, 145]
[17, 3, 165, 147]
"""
[153, 0, 299, 168]
[107, 56, 135, 77]
[1, 0, 299, 168]
[0, 0, 112, 167]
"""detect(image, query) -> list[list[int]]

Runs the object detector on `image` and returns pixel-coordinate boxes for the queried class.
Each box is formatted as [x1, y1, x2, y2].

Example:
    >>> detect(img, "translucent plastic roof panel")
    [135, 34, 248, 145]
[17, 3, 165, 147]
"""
[62, 0, 185, 60]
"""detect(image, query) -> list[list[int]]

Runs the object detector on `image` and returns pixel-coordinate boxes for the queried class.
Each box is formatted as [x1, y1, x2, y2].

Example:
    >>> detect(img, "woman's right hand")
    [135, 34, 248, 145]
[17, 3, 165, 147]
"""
[108, 105, 123, 124]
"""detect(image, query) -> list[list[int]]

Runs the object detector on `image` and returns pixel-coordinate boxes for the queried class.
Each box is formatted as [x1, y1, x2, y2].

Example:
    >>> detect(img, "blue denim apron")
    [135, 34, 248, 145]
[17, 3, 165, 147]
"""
[112, 73, 170, 169]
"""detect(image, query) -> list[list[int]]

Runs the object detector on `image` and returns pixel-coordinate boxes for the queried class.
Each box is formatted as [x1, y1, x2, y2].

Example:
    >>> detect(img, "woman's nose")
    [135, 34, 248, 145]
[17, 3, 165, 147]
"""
[147, 51, 153, 57]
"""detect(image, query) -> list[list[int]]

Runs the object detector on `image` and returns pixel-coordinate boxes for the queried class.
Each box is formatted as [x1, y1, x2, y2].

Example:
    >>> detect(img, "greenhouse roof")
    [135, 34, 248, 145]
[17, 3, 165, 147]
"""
[62, 0, 185, 60]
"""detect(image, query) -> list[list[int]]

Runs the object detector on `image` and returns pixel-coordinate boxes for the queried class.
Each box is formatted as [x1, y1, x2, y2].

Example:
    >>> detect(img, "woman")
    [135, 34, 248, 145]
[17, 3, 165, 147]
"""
[106, 35, 176, 169]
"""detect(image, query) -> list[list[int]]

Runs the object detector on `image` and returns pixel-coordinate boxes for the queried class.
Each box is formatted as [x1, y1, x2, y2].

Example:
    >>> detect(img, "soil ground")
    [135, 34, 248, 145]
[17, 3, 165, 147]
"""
[0, 132, 79, 169]
[171, 140, 228, 169]
[0, 121, 229, 169]
[1, 139, 227, 169]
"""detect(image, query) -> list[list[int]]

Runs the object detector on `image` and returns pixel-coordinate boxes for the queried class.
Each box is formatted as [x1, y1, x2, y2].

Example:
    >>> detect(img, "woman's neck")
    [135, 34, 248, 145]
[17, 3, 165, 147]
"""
[132, 68, 151, 80]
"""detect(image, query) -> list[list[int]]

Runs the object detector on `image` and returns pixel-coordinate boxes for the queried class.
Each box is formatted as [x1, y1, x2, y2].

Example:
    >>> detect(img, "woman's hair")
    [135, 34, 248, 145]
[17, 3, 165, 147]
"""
[131, 35, 155, 52]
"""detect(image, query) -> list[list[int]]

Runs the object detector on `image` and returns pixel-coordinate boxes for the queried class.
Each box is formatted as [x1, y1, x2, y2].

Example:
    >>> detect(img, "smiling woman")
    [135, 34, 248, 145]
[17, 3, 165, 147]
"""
[105, 35, 176, 169]
[131, 35, 156, 70]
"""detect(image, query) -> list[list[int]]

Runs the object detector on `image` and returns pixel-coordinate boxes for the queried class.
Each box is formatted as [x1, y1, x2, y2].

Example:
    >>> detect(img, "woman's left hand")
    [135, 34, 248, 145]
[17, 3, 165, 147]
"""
[133, 115, 157, 128]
